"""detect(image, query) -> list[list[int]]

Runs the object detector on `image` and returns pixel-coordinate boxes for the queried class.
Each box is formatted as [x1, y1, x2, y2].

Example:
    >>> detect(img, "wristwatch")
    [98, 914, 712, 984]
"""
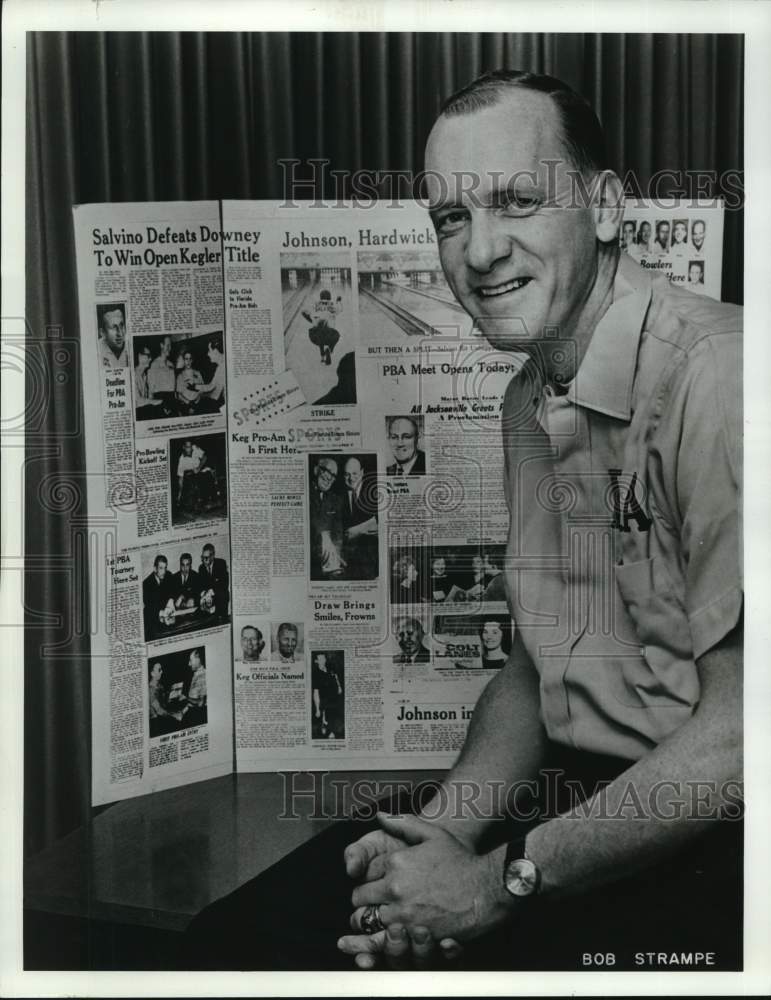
[502, 833, 541, 898]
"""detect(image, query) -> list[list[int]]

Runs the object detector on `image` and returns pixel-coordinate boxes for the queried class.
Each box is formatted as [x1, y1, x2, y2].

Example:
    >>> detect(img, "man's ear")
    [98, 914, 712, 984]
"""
[593, 170, 625, 245]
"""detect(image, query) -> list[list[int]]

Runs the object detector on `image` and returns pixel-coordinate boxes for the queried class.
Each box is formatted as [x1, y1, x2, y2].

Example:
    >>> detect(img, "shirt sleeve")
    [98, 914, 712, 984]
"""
[670, 333, 743, 660]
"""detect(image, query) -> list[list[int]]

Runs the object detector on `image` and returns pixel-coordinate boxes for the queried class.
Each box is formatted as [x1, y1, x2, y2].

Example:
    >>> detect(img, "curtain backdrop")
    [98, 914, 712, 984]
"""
[25, 31, 744, 854]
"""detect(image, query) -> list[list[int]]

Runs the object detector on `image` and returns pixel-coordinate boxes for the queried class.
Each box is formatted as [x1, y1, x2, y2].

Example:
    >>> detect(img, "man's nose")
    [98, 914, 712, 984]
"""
[464, 212, 511, 273]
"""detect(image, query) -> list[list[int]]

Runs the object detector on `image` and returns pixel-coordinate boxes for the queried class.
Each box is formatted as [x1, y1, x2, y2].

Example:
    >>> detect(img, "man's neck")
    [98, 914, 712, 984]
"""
[544, 246, 618, 388]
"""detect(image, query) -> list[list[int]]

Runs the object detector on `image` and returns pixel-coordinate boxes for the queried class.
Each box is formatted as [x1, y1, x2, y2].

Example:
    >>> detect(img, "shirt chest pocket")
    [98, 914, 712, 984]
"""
[614, 556, 698, 705]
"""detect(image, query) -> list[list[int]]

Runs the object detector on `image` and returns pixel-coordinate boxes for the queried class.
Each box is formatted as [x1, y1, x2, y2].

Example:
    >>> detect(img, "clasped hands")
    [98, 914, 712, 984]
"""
[337, 812, 512, 970]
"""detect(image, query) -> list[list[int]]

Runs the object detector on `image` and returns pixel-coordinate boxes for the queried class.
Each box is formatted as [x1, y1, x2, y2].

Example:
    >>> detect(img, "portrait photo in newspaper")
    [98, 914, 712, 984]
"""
[96, 300, 128, 370]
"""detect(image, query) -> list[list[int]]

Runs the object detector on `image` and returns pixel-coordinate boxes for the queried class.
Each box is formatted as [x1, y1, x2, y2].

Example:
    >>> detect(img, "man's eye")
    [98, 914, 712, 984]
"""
[501, 194, 540, 216]
[435, 209, 469, 234]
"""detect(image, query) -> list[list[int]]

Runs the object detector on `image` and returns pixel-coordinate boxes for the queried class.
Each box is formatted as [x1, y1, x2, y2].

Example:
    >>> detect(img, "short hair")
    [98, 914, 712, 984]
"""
[277, 622, 298, 636]
[207, 336, 223, 354]
[692, 219, 706, 231]
[396, 616, 423, 635]
[180, 552, 192, 564]
[387, 415, 419, 438]
[202, 543, 215, 555]
[439, 70, 607, 175]
[393, 555, 416, 580]
[241, 625, 263, 640]
[154, 554, 167, 568]
[319, 289, 332, 301]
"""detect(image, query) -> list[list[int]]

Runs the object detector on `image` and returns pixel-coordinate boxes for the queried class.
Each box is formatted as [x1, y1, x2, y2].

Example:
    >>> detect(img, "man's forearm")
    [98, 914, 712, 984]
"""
[418, 635, 549, 848]
[525, 630, 742, 897]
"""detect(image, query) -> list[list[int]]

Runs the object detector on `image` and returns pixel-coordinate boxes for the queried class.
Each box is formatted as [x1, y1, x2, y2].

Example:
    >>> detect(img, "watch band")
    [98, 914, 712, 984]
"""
[504, 832, 530, 869]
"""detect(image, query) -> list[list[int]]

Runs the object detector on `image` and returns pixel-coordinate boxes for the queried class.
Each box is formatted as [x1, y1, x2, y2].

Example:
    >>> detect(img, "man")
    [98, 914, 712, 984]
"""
[336, 69, 741, 970]
[691, 218, 706, 253]
[198, 543, 230, 617]
[176, 439, 218, 509]
[175, 349, 204, 412]
[97, 304, 127, 368]
[274, 623, 299, 664]
[186, 648, 208, 726]
[240, 625, 265, 663]
[172, 553, 200, 611]
[309, 457, 345, 579]
[341, 457, 379, 580]
[653, 218, 671, 252]
[185, 70, 741, 973]
[142, 554, 175, 639]
[194, 337, 226, 410]
[148, 334, 176, 399]
[312, 652, 344, 739]
[672, 219, 689, 249]
[392, 616, 431, 665]
[620, 219, 636, 251]
[385, 416, 426, 476]
[688, 260, 706, 291]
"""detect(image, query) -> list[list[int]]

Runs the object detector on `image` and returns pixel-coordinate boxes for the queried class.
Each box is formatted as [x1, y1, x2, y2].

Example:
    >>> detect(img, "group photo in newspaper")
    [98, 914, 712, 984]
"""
[50, 21, 751, 984]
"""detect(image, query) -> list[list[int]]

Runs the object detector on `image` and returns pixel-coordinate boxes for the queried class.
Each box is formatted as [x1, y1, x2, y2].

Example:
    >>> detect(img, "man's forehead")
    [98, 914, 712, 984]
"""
[425, 90, 566, 201]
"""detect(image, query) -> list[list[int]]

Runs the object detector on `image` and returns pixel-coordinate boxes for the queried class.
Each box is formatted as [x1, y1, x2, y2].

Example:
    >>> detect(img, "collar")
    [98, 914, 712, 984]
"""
[564, 253, 652, 421]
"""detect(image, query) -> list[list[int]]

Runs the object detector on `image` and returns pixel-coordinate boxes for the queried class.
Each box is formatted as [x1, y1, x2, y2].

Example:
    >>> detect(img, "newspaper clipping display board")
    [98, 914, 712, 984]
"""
[74, 198, 725, 806]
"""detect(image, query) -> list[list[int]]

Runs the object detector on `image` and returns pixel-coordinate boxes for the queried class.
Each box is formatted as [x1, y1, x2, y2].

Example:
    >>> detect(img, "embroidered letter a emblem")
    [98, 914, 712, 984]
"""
[608, 468, 652, 533]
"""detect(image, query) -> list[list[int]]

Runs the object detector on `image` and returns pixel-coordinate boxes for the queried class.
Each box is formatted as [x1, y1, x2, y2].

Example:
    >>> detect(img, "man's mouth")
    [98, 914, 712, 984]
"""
[476, 277, 531, 298]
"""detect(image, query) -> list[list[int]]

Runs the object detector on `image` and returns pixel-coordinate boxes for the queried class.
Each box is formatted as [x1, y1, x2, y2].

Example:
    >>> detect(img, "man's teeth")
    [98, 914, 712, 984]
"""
[478, 278, 529, 297]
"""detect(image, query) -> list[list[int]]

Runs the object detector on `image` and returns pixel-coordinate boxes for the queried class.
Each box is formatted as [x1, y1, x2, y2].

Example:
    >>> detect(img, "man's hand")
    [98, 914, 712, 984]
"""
[340, 813, 515, 953]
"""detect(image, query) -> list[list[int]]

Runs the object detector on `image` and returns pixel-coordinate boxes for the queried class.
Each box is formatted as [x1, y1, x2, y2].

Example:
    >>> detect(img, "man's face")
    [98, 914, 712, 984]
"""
[316, 654, 327, 669]
[189, 652, 201, 670]
[161, 337, 171, 357]
[673, 222, 687, 243]
[397, 619, 424, 656]
[277, 628, 298, 658]
[425, 91, 604, 350]
[388, 419, 418, 463]
[102, 309, 125, 355]
[481, 622, 503, 651]
[656, 222, 670, 244]
[315, 460, 337, 492]
[180, 556, 192, 575]
[241, 628, 263, 661]
[155, 560, 167, 580]
[692, 222, 705, 248]
[639, 221, 651, 243]
[689, 264, 702, 283]
[622, 223, 635, 246]
[184, 441, 193, 457]
[151, 663, 163, 682]
[201, 549, 214, 570]
[138, 349, 151, 370]
[432, 557, 446, 576]
[344, 459, 363, 490]
[472, 555, 484, 574]
[183, 353, 193, 368]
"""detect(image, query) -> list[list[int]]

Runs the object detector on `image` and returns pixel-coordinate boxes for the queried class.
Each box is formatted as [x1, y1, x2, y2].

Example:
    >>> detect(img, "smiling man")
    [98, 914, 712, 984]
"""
[184, 70, 742, 973]
[337, 69, 742, 971]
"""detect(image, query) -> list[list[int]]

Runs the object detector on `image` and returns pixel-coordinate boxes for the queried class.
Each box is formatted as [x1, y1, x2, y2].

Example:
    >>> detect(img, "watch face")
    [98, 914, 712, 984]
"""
[504, 858, 539, 897]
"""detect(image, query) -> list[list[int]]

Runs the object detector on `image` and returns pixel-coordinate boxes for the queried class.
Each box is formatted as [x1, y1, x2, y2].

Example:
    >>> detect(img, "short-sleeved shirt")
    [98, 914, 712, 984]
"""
[148, 355, 175, 394]
[502, 253, 742, 761]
